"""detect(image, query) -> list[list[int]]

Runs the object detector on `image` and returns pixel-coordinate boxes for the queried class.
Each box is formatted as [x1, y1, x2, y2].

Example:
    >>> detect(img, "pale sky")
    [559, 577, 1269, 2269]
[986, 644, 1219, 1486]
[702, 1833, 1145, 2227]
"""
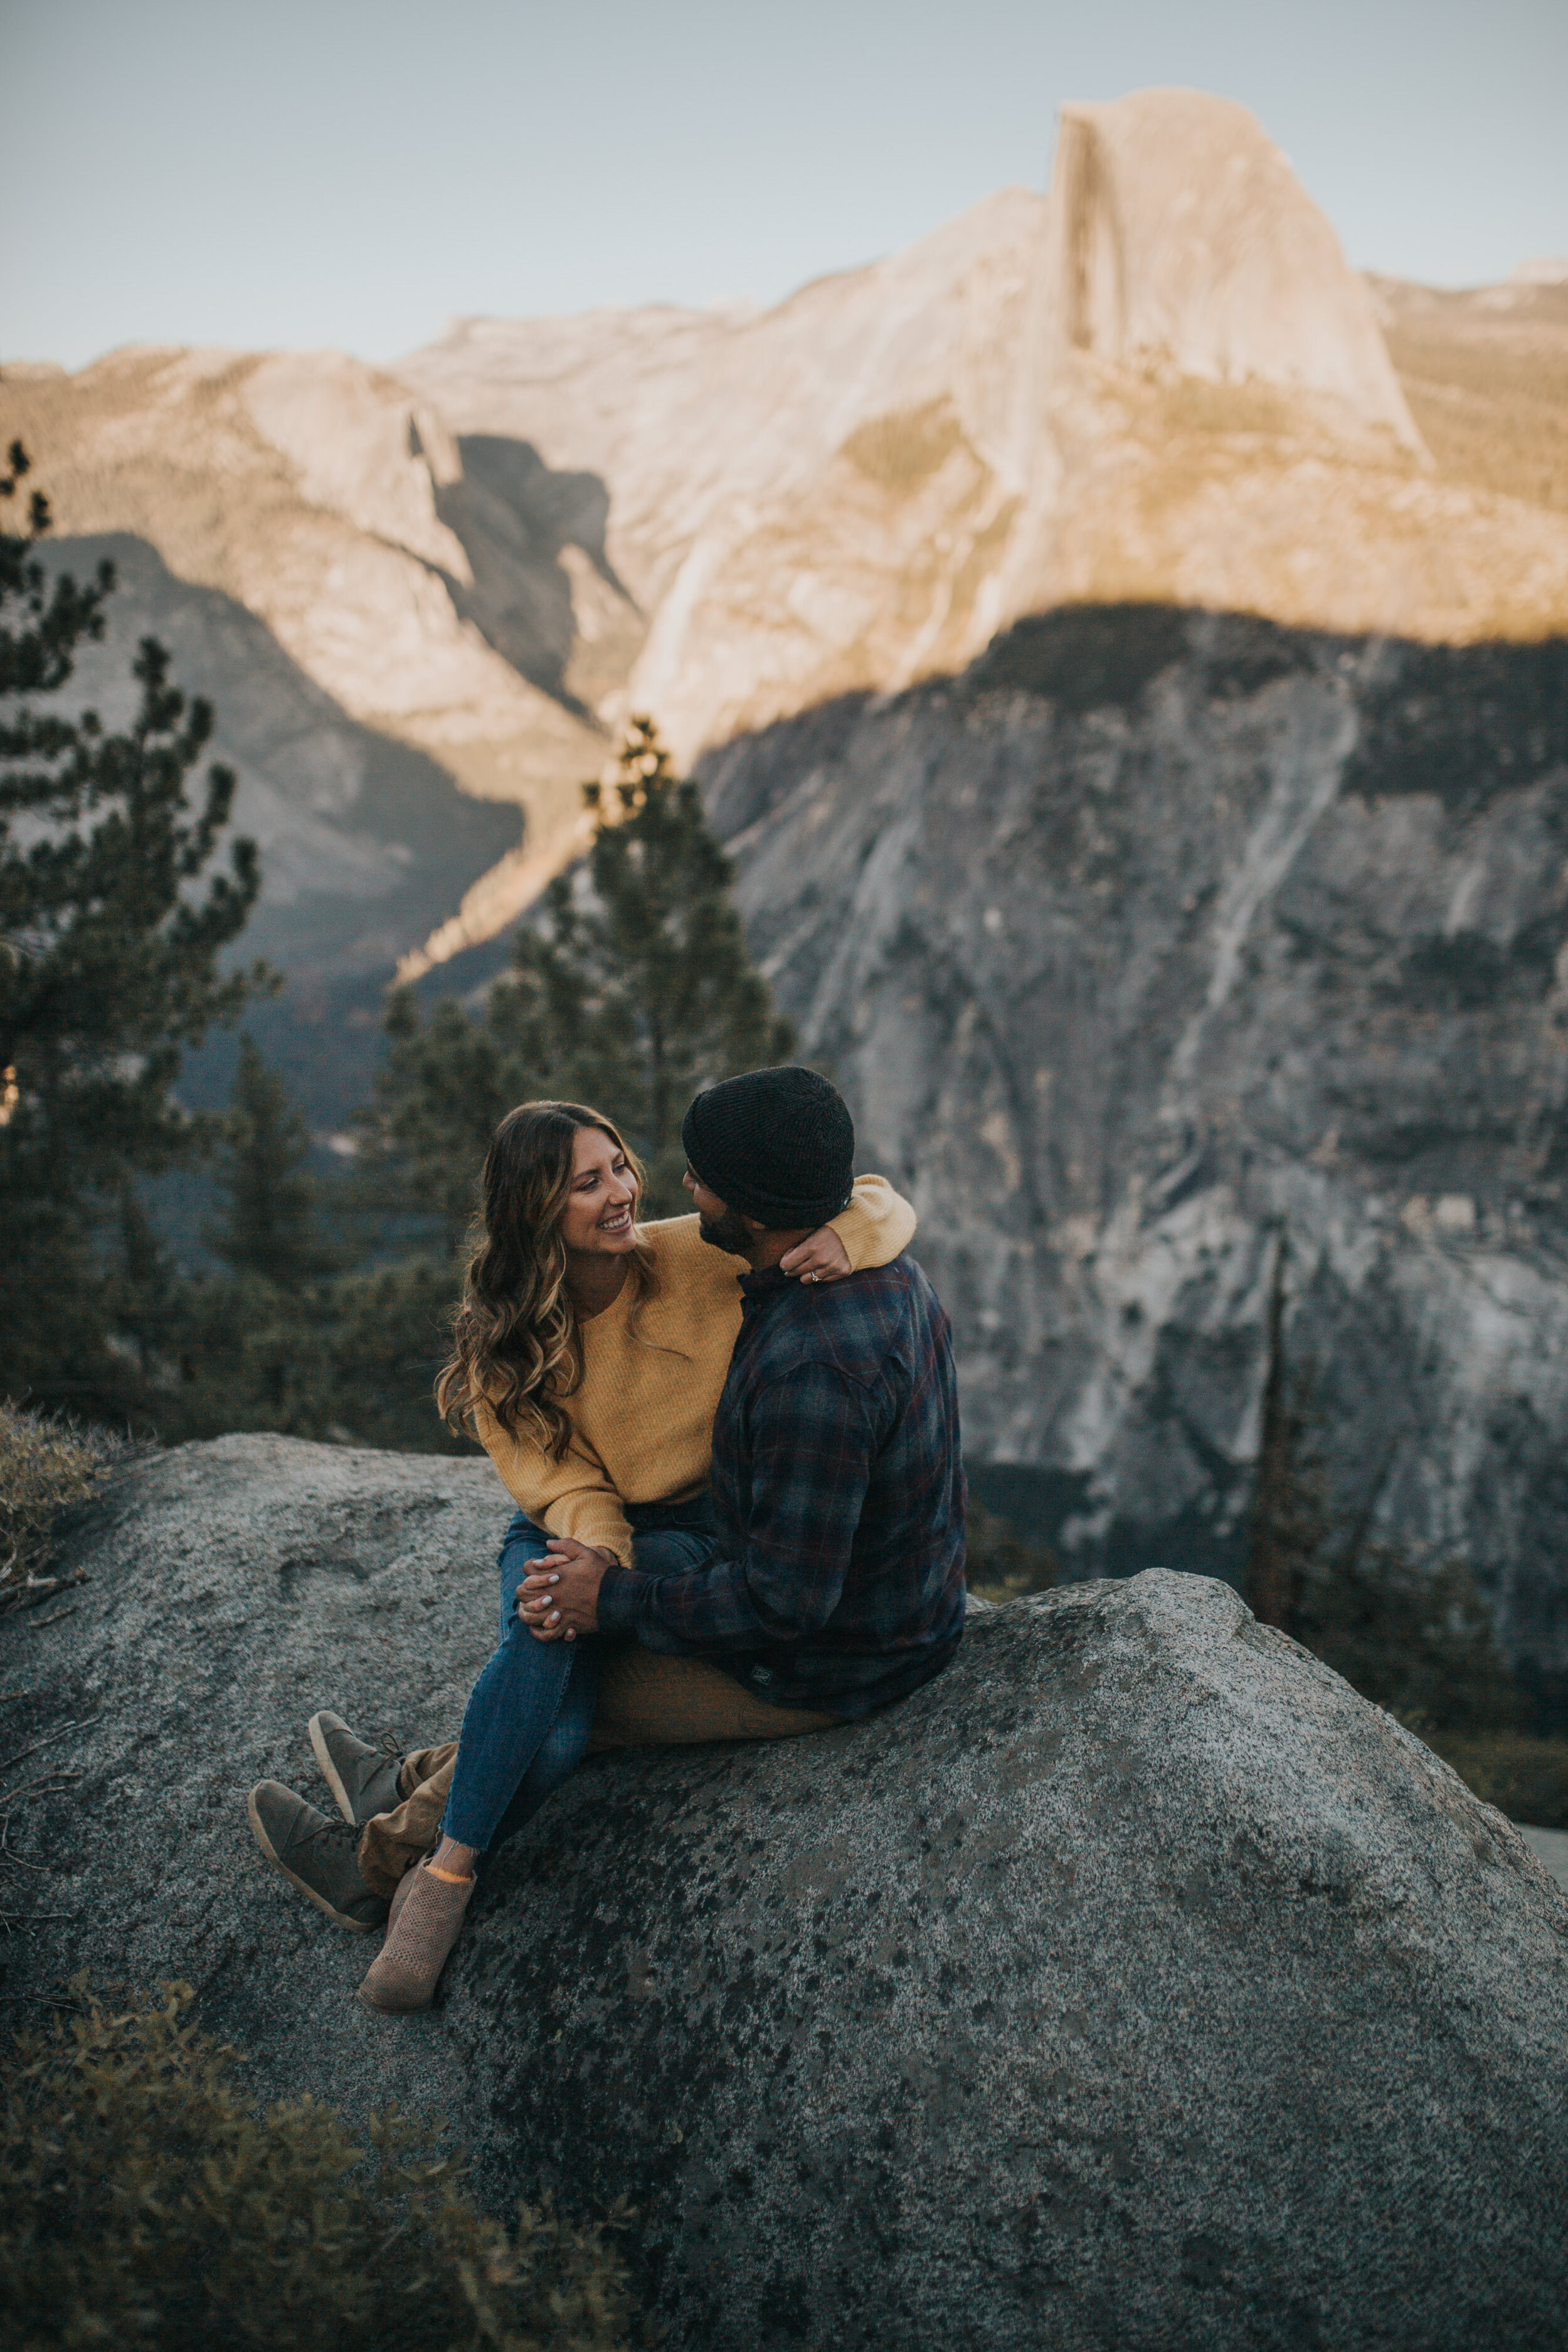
[6, 0, 1565, 373]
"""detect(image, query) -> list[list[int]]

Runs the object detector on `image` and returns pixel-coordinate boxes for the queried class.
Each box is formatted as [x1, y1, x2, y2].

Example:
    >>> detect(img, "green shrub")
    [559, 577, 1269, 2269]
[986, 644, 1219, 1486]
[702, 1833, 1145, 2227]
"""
[0, 1980, 640, 2351]
[0, 1407, 120, 1595]
[1422, 1729, 1568, 1830]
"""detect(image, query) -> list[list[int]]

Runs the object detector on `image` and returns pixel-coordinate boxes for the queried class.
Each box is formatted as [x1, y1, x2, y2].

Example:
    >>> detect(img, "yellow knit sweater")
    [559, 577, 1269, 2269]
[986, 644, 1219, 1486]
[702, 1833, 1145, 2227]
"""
[472, 1175, 916, 1562]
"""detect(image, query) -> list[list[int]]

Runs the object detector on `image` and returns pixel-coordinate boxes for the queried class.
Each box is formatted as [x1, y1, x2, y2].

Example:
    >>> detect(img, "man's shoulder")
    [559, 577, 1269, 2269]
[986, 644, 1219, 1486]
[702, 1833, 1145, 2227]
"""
[784, 1252, 914, 1317]
[824, 1251, 919, 1305]
[760, 1256, 938, 1381]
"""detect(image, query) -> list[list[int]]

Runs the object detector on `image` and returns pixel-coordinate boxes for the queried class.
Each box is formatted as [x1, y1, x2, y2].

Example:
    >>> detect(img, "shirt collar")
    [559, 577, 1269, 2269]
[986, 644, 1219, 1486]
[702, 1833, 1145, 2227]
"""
[738, 1264, 798, 1301]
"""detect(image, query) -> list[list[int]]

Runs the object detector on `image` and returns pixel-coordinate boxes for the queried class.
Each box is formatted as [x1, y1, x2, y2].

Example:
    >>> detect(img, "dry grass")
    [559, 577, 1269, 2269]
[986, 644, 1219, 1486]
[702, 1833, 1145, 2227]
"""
[0, 1979, 641, 2352]
[1380, 282, 1568, 517]
[1396, 362, 1568, 518]
[0, 1406, 123, 1599]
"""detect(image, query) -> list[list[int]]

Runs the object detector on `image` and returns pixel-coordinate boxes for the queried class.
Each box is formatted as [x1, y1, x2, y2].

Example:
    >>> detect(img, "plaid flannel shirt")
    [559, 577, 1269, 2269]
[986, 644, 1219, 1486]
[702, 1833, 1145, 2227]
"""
[596, 1252, 966, 1719]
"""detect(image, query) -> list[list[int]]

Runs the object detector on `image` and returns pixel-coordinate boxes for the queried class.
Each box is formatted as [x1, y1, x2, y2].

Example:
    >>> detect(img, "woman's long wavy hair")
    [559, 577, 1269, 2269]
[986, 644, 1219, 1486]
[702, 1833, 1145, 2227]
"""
[437, 1101, 653, 1460]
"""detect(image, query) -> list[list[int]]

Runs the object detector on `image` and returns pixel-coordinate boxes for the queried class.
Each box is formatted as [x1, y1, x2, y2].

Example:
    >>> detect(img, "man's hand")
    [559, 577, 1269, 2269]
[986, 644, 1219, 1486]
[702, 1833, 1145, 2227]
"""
[517, 1535, 616, 1642]
[778, 1226, 852, 1285]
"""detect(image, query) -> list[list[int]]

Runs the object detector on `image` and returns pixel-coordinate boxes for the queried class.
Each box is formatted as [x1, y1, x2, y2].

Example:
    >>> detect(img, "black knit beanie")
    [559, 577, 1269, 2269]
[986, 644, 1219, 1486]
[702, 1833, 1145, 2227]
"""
[681, 1066, 856, 1229]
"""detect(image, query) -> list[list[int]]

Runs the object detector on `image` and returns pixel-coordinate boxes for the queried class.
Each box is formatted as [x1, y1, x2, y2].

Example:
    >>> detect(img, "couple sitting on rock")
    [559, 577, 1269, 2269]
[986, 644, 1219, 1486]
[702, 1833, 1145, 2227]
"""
[248, 1065, 967, 2011]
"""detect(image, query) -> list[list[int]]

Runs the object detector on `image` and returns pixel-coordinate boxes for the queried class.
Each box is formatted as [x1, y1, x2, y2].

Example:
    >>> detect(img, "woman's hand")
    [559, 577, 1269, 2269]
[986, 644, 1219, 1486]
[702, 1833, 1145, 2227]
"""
[517, 1537, 616, 1641]
[778, 1226, 853, 1285]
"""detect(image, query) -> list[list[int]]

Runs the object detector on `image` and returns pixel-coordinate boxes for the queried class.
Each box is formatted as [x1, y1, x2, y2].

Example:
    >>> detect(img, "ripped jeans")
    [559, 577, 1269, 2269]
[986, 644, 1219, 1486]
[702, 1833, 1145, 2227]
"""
[437, 1494, 719, 1860]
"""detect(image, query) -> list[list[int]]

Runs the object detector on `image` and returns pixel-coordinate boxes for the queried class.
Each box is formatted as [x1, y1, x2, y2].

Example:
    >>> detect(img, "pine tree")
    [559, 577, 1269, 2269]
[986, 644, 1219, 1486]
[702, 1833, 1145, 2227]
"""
[163, 1039, 343, 1436]
[314, 1257, 475, 1453]
[111, 1184, 184, 1382]
[565, 715, 795, 1203]
[208, 1035, 333, 1290]
[0, 443, 265, 1413]
[351, 990, 543, 1261]
[357, 718, 795, 1234]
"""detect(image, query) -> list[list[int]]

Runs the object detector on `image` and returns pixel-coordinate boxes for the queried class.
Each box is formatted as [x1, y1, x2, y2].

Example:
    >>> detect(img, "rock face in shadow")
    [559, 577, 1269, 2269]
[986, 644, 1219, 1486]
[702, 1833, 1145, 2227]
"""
[8, 1437, 1567, 2351]
[706, 608, 1568, 1717]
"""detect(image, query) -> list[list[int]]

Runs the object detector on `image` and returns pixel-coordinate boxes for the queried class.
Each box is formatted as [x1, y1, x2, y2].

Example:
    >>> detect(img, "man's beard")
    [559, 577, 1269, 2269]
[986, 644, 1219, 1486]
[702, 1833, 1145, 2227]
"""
[697, 1207, 754, 1257]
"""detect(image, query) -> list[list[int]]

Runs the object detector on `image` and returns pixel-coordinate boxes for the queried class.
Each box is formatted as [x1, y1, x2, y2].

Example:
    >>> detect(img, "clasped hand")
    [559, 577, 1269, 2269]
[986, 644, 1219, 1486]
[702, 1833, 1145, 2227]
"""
[517, 1535, 616, 1641]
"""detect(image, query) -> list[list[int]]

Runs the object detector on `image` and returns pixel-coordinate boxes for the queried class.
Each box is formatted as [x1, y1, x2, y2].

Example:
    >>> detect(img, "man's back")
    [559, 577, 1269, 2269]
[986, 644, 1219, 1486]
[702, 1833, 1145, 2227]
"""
[707, 1251, 967, 1716]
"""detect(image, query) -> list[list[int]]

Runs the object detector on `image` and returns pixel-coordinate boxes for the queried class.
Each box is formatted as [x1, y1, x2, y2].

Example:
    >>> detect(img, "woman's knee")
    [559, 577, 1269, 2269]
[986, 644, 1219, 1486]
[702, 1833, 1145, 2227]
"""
[497, 1522, 553, 1635]
[499, 1523, 550, 1572]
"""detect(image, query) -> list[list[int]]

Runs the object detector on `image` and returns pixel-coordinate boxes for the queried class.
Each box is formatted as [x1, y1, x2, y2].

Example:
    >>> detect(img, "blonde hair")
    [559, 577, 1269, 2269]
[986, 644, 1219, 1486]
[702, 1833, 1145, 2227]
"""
[437, 1101, 652, 1461]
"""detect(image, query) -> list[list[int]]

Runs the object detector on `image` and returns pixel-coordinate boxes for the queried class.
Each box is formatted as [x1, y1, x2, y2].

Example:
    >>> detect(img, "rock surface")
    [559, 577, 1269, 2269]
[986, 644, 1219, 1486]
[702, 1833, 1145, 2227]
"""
[6, 1436, 1567, 2350]
[1039, 92, 1419, 437]
[708, 607, 1568, 1713]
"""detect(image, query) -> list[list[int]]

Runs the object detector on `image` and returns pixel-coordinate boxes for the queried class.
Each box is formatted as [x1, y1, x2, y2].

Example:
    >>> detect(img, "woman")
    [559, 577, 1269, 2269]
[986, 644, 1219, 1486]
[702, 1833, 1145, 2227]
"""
[356, 1097, 914, 2012]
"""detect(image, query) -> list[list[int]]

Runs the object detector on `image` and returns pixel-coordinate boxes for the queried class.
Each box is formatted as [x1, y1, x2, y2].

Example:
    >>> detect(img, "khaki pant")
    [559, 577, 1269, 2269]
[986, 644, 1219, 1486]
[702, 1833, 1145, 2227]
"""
[356, 1646, 837, 1896]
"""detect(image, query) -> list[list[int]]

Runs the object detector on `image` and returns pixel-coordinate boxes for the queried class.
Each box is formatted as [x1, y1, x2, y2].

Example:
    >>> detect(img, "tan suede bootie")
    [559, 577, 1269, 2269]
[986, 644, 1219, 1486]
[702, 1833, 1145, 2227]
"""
[357, 1862, 475, 2013]
[386, 1861, 420, 1932]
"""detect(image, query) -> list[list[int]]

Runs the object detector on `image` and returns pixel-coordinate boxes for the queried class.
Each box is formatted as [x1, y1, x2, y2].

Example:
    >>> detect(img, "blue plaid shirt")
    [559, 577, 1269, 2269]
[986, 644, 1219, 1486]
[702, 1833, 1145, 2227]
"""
[596, 1253, 966, 1718]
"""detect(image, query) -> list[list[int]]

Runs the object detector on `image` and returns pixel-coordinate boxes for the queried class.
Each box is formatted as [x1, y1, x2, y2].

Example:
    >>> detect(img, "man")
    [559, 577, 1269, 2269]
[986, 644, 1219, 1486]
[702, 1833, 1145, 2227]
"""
[250, 1066, 966, 1937]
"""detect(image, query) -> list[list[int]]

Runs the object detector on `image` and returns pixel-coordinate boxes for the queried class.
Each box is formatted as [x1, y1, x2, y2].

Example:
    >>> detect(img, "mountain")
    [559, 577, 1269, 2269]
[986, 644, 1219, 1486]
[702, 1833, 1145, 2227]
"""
[11, 526, 526, 1117]
[1370, 266, 1568, 517]
[400, 90, 1568, 946]
[6, 89, 1565, 1003]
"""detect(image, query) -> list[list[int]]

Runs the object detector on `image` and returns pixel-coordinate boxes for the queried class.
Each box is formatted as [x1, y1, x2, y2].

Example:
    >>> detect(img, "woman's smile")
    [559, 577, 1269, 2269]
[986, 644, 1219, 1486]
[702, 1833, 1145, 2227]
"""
[558, 1124, 641, 1262]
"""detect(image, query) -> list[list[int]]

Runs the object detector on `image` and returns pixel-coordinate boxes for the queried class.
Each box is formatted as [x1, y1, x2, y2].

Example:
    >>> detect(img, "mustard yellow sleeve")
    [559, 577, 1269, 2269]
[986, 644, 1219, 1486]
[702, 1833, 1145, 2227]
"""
[473, 1402, 635, 1565]
[827, 1172, 917, 1271]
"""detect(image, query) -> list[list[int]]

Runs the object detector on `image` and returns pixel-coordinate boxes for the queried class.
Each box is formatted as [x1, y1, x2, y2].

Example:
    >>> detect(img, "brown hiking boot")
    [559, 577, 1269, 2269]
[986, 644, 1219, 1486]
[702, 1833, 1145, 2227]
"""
[308, 1710, 404, 1826]
[247, 1780, 388, 1933]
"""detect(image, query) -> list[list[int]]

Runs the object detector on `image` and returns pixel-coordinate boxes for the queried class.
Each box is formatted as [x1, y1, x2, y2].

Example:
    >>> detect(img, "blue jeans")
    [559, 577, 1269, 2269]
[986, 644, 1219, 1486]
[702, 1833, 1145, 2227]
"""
[439, 1494, 719, 1858]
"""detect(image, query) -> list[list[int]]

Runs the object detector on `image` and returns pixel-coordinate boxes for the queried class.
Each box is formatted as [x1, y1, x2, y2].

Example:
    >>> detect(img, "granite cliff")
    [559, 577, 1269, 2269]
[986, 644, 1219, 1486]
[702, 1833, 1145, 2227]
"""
[5, 1436, 1565, 2351]
[705, 608, 1568, 1713]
